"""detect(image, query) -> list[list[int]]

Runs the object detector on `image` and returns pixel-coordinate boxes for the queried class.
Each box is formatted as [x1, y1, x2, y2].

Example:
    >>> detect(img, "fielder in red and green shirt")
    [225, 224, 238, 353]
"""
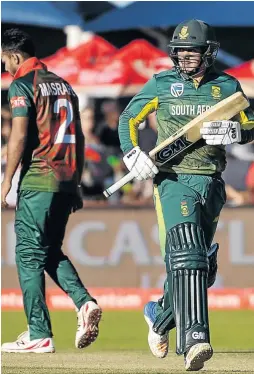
[1, 28, 101, 353]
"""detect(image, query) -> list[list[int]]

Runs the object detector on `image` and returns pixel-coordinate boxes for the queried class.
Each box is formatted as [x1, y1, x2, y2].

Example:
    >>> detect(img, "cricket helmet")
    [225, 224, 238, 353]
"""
[168, 19, 220, 75]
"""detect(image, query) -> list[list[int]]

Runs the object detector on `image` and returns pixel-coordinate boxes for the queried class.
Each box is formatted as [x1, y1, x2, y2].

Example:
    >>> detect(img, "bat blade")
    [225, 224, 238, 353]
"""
[151, 92, 249, 166]
[103, 92, 249, 197]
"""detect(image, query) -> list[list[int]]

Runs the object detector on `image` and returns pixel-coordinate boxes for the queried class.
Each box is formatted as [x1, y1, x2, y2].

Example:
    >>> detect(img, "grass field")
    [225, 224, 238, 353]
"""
[2, 310, 254, 374]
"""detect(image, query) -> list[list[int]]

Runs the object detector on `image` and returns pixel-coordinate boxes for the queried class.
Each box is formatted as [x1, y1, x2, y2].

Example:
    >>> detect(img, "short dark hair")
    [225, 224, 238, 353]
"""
[2, 28, 35, 57]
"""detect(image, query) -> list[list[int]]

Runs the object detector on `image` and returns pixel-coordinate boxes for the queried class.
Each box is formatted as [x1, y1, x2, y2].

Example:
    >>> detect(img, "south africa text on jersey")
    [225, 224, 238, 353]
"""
[172, 104, 211, 116]
[39, 82, 76, 97]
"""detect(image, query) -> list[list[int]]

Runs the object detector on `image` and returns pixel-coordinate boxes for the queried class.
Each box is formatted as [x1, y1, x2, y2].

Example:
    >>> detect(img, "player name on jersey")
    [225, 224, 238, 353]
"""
[172, 104, 211, 116]
[39, 82, 76, 97]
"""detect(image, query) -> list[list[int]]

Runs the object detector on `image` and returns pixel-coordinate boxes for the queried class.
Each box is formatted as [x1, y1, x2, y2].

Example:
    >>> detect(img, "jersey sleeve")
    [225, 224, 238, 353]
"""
[233, 81, 254, 144]
[8, 80, 33, 118]
[118, 77, 158, 153]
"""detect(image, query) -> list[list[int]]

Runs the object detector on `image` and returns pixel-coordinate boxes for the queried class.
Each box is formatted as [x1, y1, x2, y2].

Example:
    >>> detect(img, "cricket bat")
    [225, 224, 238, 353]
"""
[103, 92, 249, 198]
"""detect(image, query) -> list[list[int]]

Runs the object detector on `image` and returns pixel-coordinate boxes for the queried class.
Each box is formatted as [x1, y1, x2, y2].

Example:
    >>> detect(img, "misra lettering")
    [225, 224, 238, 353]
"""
[39, 82, 76, 97]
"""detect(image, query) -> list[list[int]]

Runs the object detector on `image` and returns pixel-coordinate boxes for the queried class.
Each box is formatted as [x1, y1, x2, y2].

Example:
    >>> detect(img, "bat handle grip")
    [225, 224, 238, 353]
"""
[103, 171, 134, 198]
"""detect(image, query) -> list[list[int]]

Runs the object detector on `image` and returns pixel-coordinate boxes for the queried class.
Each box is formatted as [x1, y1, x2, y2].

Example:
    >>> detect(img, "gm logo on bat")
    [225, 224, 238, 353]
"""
[155, 136, 191, 164]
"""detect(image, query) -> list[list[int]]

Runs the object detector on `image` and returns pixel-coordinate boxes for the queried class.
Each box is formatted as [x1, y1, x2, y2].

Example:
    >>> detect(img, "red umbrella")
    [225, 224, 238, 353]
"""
[226, 59, 254, 79]
[1, 39, 172, 94]
[72, 58, 143, 97]
[226, 60, 254, 97]
[1, 35, 117, 89]
[72, 39, 173, 96]
[113, 39, 173, 81]
[42, 35, 117, 84]
[70, 35, 116, 67]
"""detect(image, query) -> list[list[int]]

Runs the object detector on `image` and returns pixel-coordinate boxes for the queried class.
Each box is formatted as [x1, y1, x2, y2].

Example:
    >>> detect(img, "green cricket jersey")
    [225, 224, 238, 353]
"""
[119, 67, 254, 174]
[8, 57, 81, 193]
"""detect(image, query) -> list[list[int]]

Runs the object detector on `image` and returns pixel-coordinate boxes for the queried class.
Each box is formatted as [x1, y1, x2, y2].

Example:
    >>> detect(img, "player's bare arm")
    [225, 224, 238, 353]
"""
[1, 116, 28, 207]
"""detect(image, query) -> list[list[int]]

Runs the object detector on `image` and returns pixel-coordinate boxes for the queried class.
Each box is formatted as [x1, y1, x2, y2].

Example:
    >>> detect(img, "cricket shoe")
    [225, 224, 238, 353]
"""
[144, 301, 169, 358]
[75, 301, 102, 349]
[184, 343, 213, 371]
[1, 331, 55, 353]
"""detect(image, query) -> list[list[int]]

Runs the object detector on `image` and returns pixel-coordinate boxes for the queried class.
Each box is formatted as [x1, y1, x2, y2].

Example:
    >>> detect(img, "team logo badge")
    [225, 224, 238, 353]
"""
[179, 26, 189, 40]
[211, 86, 221, 99]
[171, 83, 184, 97]
[181, 201, 189, 216]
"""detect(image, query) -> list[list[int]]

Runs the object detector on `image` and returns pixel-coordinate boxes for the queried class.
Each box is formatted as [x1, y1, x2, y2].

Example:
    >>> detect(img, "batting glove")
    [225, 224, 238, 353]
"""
[200, 120, 241, 145]
[123, 146, 159, 181]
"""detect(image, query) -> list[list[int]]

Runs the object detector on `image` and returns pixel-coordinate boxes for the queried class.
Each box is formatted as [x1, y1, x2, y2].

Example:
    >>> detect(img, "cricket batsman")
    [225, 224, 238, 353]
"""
[118, 20, 254, 371]
[1, 29, 102, 353]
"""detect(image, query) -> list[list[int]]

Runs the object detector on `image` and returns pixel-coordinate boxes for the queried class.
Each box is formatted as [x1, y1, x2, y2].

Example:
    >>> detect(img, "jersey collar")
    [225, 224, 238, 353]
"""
[14, 57, 47, 80]
[176, 65, 217, 86]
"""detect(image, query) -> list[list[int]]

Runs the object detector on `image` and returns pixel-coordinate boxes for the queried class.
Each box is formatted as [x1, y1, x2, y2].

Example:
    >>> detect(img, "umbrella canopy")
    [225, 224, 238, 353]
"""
[1, 1, 86, 29]
[226, 60, 254, 79]
[72, 59, 142, 97]
[52, 1, 115, 21]
[226, 60, 254, 98]
[43, 35, 117, 83]
[70, 39, 172, 96]
[1, 36, 117, 89]
[112, 39, 173, 81]
[2, 39, 254, 98]
[85, 1, 254, 32]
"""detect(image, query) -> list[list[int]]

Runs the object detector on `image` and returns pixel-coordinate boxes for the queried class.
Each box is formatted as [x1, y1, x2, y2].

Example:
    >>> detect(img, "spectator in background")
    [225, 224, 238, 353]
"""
[80, 106, 97, 144]
[80, 106, 115, 200]
[228, 142, 254, 162]
[96, 100, 121, 156]
[225, 162, 254, 206]
[138, 112, 157, 153]
[94, 100, 125, 203]
[246, 162, 254, 204]
[223, 143, 254, 206]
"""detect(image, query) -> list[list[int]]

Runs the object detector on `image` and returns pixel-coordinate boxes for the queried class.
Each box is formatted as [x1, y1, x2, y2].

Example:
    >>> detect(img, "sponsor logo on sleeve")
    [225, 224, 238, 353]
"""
[10, 96, 26, 108]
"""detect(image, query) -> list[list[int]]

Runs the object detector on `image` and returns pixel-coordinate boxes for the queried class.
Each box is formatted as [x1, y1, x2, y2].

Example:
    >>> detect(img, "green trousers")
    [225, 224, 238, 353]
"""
[153, 173, 226, 330]
[15, 190, 94, 340]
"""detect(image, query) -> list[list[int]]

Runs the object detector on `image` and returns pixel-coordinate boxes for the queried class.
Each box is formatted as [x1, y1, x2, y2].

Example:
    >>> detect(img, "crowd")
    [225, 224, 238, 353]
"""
[79, 99, 158, 206]
[1, 101, 254, 207]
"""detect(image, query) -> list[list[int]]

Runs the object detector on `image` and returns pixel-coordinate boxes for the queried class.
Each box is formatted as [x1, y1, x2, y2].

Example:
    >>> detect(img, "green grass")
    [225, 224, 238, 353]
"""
[2, 310, 254, 374]
[2, 310, 254, 351]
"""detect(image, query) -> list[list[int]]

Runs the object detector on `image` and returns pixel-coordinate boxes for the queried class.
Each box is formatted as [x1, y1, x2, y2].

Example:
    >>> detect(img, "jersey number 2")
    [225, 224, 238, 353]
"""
[54, 98, 76, 144]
